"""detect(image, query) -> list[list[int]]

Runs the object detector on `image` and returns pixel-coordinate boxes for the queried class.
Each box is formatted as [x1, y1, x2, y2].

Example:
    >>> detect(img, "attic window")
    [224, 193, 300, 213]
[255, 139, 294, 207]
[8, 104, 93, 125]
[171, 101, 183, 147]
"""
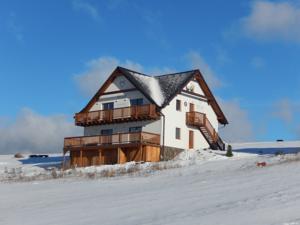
[176, 99, 181, 111]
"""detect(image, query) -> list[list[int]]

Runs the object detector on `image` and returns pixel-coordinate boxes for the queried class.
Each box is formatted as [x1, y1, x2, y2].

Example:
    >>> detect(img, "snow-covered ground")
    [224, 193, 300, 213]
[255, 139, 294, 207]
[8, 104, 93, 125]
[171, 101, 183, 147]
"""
[1, 142, 300, 225]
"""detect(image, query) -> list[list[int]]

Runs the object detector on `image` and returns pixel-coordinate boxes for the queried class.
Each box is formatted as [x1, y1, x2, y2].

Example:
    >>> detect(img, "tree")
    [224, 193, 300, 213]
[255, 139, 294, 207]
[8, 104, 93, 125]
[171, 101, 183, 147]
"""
[226, 145, 233, 157]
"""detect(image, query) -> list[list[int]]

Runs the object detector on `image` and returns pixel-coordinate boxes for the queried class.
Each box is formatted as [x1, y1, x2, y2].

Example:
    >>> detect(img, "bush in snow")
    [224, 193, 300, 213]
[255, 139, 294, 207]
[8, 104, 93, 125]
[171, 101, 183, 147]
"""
[275, 150, 284, 156]
[226, 145, 233, 157]
[14, 153, 24, 158]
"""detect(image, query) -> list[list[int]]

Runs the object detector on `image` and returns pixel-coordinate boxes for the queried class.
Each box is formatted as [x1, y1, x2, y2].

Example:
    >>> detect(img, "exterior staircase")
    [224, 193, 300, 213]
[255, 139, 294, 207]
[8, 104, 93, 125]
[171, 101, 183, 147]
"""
[186, 111, 225, 150]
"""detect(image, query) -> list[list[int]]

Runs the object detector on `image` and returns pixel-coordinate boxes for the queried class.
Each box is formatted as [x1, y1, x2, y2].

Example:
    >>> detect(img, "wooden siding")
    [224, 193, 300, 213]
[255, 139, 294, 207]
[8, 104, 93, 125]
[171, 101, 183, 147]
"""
[64, 132, 161, 167]
[68, 145, 160, 167]
[75, 104, 159, 126]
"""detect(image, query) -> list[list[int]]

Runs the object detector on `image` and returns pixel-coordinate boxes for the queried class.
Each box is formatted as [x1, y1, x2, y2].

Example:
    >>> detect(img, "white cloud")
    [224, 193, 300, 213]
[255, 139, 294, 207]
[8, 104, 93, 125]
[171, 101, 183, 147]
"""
[241, 1, 300, 42]
[186, 51, 223, 89]
[0, 108, 81, 154]
[74, 56, 143, 96]
[219, 99, 254, 142]
[72, 0, 101, 22]
[272, 98, 294, 124]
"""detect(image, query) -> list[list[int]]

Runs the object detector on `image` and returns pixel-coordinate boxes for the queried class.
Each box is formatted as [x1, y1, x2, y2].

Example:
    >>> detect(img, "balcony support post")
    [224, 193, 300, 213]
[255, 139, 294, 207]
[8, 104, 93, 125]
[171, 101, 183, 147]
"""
[80, 149, 83, 167]
[117, 147, 121, 164]
[140, 144, 144, 162]
[98, 149, 102, 165]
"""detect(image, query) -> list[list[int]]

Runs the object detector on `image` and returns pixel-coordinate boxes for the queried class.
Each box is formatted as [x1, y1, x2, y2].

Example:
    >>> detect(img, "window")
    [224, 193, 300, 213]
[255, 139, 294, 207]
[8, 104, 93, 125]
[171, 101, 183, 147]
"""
[102, 102, 114, 110]
[130, 98, 143, 106]
[176, 99, 181, 111]
[129, 127, 142, 133]
[175, 127, 181, 140]
[101, 129, 113, 136]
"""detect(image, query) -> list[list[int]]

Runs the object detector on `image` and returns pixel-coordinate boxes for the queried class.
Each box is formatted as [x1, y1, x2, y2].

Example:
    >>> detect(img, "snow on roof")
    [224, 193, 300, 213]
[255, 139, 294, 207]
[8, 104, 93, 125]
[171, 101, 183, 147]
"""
[118, 67, 195, 107]
[125, 70, 165, 107]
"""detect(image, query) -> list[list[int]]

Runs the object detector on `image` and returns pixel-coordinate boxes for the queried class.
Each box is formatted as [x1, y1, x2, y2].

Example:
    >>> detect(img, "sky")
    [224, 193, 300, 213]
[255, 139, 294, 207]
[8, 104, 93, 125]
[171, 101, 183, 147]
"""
[1, 0, 300, 153]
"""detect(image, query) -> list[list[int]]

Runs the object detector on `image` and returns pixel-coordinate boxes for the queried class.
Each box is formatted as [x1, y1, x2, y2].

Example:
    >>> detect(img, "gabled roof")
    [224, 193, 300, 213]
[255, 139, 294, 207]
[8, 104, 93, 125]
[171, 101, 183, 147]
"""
[118, 67, 195, 108]
[80, 66, 228, 124]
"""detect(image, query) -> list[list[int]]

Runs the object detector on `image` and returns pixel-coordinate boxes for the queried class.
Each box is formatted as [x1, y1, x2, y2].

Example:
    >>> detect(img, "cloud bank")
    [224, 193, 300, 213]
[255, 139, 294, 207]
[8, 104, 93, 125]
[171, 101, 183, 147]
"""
[219, 99, 254, 143]
[0, 108, 81, 154]
[241, 1, 300, 42]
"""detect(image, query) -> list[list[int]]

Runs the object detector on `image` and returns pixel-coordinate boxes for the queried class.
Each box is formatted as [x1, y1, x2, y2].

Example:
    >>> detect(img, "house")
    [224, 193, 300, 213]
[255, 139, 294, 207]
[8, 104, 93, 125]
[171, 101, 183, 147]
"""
[63, 67, 228, 167]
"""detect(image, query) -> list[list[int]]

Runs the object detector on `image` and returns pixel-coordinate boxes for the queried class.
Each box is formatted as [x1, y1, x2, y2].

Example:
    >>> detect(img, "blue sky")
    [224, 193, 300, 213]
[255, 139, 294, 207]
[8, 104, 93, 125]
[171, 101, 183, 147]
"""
[1, 0, 300, 153]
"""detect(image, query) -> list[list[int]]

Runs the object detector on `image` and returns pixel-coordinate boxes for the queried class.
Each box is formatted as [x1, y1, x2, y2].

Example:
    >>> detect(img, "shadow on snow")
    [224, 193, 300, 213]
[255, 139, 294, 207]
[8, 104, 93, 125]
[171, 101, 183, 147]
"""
[233, 147, 300, 155]
[18, 156, 69, 169]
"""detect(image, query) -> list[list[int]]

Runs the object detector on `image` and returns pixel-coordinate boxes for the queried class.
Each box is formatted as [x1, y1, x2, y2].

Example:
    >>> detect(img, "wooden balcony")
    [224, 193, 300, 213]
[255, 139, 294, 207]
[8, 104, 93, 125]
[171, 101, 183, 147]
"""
[64, 132, 160, 152]
[75, 104, 159, 126]
[186, 111, 225, 150]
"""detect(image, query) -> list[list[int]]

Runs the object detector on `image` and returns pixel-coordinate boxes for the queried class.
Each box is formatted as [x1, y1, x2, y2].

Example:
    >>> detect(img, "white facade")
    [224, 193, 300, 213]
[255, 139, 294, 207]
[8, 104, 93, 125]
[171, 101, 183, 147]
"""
[161, 80, 218, 150]
[84, 74, 221, 150]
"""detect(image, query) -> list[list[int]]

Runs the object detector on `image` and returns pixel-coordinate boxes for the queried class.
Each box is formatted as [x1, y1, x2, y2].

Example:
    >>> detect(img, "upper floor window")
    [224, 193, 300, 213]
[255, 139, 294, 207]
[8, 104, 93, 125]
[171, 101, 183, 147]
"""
[101, 129, 113, 136]
[130, 98, 143, 106]
[102, 102, 114, 110]
[129, 126, 142, 133]
[175, 127, 181, 140]
[176, 99, 181, 111]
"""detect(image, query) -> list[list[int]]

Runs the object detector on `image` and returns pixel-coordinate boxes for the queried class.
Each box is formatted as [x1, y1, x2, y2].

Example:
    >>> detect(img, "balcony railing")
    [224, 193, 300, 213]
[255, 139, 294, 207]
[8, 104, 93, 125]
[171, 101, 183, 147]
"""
[75, 104, 158, 126]
[64, 132, 160, 150]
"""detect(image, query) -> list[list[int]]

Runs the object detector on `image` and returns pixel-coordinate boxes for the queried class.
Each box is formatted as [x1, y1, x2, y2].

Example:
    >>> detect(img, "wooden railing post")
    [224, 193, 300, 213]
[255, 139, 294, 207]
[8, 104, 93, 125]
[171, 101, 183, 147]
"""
[109, 110, 112, 122]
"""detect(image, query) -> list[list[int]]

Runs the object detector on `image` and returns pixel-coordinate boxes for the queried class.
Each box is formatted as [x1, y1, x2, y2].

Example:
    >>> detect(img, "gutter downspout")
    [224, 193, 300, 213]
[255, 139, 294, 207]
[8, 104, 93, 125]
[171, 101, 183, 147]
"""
[159, 110, 165, 161]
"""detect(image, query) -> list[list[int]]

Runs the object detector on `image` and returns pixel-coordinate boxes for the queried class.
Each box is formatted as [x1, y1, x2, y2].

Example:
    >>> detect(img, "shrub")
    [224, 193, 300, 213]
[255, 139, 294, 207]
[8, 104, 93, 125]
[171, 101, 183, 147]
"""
[275, 150, 284, 156]
[51, 168, 58, 179]
[14, 153, 24, 158]
[226, 145, 233, 157]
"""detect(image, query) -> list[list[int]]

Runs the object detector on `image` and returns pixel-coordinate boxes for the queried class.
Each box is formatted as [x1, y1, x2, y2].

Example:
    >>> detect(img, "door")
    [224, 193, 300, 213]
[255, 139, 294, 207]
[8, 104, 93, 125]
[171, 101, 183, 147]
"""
[189, 130, 194, 149]
[101, 129, 113, 144]
[189, 103, 195, 112]
[102, 102, 114, 110]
